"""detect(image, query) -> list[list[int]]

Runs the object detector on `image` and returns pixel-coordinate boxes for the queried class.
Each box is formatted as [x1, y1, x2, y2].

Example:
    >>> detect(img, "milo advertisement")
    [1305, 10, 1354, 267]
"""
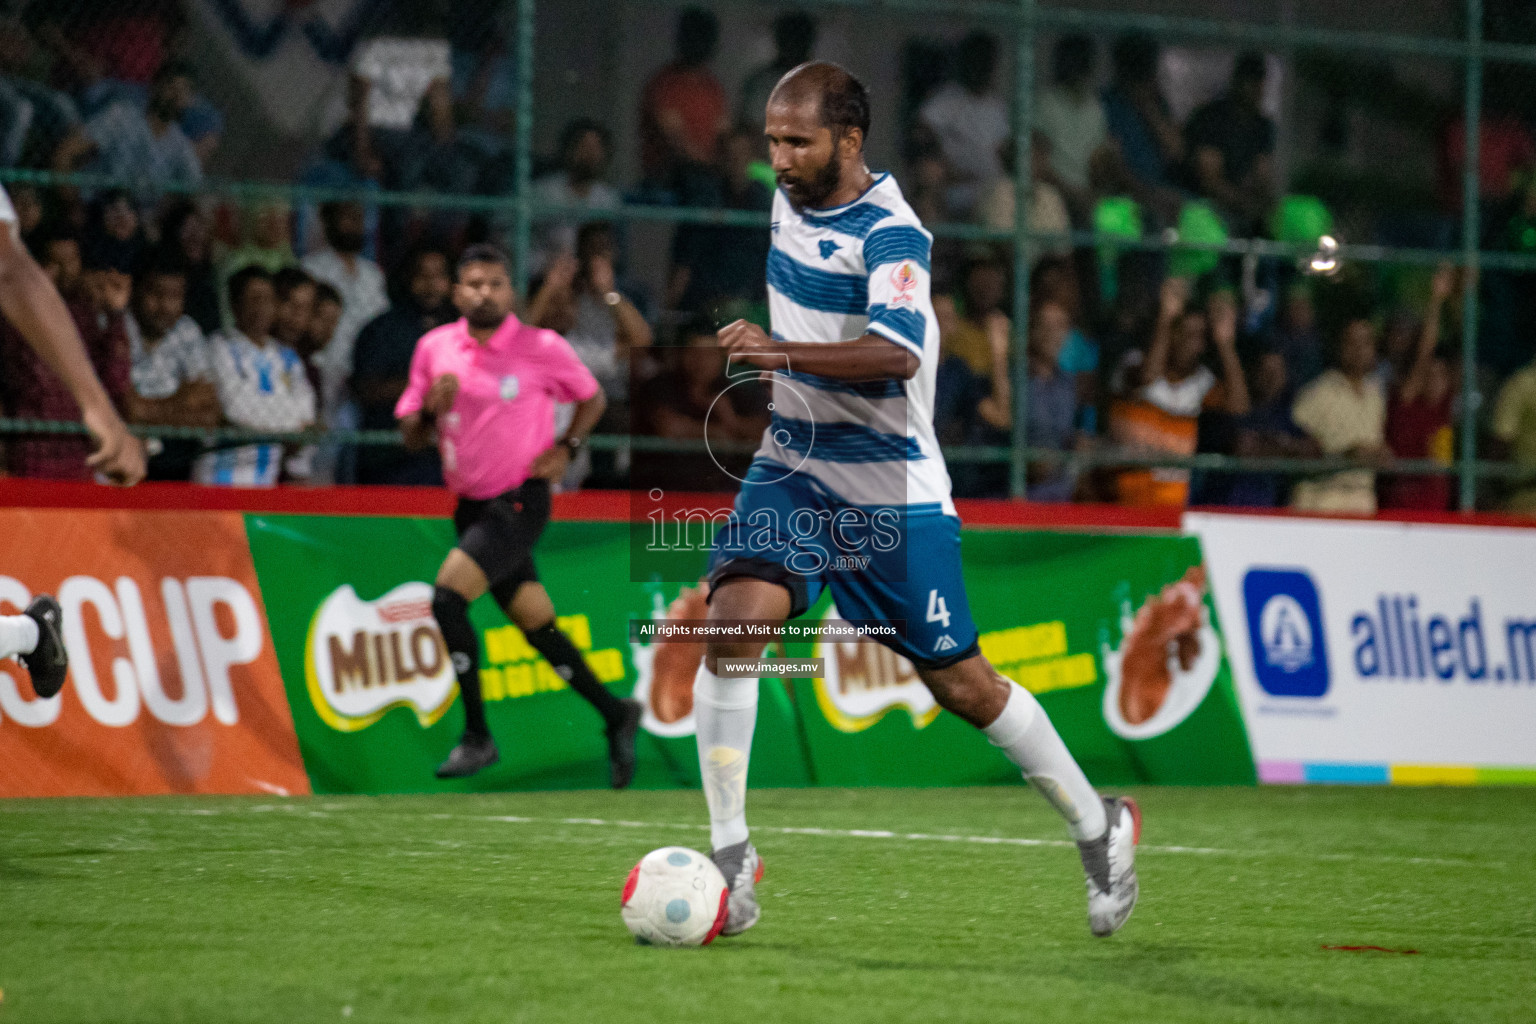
[790, 531, 1254, 787]
[244, 514, 811, 794]
[246, 514, 1254, 794]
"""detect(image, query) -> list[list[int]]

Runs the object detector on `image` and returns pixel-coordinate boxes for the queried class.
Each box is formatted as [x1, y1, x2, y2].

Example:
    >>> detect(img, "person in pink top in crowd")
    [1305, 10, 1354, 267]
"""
[396, 244, 642, 785]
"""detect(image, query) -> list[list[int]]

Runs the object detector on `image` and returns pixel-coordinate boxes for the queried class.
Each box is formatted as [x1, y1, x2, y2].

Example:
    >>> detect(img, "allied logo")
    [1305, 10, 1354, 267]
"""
[305, 582, 458, 732]
[933, 634, 957, 652]
[1243, 569, 1330, 697]
[499, 375, 520, 401]
[818, 239, 841, 260]
[890, 261, 918, 304]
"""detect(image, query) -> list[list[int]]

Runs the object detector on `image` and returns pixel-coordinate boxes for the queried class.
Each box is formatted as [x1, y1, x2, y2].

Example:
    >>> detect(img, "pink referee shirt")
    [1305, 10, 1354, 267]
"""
[396, 313, 600, 499]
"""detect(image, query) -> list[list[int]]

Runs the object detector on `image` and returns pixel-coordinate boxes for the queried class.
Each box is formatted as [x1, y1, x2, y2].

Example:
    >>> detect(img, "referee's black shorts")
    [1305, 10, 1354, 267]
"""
[453, 478, 551, 606]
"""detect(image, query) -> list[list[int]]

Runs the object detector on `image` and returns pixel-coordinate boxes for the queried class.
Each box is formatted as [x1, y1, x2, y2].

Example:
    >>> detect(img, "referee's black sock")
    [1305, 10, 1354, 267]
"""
[525, 621, 623, 725]
[433, 586, 489, 740]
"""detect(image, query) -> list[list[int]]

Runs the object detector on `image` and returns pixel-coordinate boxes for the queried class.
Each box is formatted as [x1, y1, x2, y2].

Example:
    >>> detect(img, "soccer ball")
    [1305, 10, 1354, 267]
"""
[620, 846, 729, 947]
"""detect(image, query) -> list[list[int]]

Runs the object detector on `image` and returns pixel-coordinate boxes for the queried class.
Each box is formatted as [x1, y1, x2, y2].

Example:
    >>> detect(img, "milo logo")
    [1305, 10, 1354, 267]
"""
[304, 583, 456, 732]
[812, 607, 939, 732]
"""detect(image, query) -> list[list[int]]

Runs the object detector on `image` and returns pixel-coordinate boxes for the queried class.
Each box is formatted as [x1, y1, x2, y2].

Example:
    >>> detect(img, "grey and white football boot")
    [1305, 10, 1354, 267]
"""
[709, 839, 763, 936]
[1077, 796, 1141, 937]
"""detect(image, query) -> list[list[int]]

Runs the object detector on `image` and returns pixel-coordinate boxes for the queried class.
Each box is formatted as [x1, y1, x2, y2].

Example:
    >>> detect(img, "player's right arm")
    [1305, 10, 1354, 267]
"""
[395, 332, 456, 450]
[720, 219, 934, 381]
[718, 320, 918, 380]
[0, 211, 145, 484]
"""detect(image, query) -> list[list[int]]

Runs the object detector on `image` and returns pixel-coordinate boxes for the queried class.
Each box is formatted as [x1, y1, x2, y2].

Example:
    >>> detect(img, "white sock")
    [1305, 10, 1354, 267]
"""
[694, 663, 758, 851]
[983, 684, 1108, 842]
[0, 614, 39, 661]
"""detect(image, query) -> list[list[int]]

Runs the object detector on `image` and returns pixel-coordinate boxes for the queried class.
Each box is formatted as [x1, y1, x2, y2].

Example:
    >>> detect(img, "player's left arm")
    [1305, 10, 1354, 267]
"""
[528, 332, 608, 480]
[721, 223, 933, 382]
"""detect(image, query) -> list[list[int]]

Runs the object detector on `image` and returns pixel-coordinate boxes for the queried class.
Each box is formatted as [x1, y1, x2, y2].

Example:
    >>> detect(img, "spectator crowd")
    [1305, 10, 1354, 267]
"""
[3, 2, 1536, 514]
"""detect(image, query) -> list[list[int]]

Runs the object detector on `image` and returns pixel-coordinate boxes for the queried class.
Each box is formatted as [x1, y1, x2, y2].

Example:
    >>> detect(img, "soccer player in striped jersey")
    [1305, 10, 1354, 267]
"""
[695, 63, 1141, 938]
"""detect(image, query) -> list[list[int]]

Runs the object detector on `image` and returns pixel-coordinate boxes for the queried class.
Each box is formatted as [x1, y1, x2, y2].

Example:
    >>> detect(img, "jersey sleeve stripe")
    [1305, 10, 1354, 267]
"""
[767, 248, 868, 316]
[862, 225, 932, 273]
[866, 304, 927, 352]
[865, 319, 924, 358]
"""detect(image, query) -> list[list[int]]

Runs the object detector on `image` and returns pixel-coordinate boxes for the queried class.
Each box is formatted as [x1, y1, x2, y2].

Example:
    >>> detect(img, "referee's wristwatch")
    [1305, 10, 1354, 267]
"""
[561, 435, 585, 455]
[602, 291, 623, 307]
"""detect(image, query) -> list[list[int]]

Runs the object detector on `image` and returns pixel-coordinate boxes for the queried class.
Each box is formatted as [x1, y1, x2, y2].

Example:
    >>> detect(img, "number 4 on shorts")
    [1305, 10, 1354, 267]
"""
[926, 589, 951, 628]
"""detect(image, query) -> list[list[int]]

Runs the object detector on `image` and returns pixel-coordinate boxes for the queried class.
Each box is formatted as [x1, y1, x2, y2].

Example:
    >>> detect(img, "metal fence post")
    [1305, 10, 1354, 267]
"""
[1009, 0, 1037, 498]
[1459, 0, 1483, 511]
[513, 0, 537, 301]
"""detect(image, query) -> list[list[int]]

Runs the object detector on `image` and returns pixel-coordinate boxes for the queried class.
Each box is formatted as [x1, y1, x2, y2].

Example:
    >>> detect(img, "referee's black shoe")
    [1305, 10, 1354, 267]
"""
[607, 698, 643, 789]
[18, 594, 68, 699]
[435, 735, 500, 779]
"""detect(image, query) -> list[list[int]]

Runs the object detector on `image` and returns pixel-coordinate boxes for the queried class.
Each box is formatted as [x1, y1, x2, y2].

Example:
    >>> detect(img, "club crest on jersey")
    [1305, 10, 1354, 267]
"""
[890, 261, 918, 304]
[818, 239, 841, 260]
[499, 375, 520, 401]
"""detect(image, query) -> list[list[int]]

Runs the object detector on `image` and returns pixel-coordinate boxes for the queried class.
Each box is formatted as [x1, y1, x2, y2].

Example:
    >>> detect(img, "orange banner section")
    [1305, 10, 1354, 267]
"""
[0, 509, 310, 797]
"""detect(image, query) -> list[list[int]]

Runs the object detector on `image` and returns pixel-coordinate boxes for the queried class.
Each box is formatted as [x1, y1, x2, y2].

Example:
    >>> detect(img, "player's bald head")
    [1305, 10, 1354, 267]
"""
[768, 61, 870, 147]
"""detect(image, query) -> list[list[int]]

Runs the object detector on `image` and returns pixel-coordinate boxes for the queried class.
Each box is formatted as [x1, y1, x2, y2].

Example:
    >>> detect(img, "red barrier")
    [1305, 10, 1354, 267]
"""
[0, 478, 1530, 530]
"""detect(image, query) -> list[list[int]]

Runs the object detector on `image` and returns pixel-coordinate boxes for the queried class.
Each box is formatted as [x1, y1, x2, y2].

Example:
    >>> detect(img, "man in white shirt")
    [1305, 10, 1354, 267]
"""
[301, 200, 388, 416]
[1291, 317, 1389, 514]
[55, 61, 202, 210]
[1035, 34, 1112, 223]
[196, 266, 316, 487]
[529, 119, 621, 275]
[918, 32, 1009, 219]
[125, 253, 220, 479]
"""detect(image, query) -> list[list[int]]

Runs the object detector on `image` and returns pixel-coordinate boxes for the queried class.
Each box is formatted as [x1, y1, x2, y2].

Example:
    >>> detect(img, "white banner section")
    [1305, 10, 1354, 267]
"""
[1188, 513, 1536, 774]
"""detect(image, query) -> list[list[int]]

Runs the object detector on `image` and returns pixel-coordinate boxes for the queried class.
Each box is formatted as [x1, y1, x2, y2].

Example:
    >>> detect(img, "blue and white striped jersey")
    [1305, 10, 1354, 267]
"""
[758, 172, 954, 514]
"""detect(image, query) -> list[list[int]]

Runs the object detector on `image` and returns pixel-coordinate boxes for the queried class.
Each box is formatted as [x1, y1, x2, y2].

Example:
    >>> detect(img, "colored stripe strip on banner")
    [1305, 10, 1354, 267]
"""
[1391, 764, 1480, 786]
[1260, 761, 1536, 786]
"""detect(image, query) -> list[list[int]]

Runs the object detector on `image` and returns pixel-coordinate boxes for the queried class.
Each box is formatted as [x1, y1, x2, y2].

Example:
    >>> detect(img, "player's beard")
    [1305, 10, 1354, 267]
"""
[779, 153, 843, 212]
[466, 304, 509, 330]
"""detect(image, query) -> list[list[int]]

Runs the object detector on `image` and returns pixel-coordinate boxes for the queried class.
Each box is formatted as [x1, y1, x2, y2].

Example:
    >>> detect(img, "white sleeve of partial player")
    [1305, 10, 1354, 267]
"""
[0, 184, 16, 225]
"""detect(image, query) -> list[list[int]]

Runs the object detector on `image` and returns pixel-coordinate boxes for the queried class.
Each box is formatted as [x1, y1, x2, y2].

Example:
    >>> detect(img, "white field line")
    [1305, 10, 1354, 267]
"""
[468, 814, 1489, 869]
[26, 804, 1492, 869]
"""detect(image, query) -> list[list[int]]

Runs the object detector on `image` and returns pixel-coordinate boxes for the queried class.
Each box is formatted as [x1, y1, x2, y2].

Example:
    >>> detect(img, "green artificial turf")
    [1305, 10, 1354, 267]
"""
[1, 786, 1532, 1023]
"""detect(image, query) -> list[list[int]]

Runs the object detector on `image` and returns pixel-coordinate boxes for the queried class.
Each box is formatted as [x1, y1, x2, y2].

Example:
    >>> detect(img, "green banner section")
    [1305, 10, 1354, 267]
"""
[244, 513, 810, 795]
[244, 514, 1254, 794]
[787, 532, 1255, 788]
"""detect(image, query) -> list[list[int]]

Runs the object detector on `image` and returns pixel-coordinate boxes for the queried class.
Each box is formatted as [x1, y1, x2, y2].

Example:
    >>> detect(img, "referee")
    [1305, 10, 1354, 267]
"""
[396, 244, 641, 785]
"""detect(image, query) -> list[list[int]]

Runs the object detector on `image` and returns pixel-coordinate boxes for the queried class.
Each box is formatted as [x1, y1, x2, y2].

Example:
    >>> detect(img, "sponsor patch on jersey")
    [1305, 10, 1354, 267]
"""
[890, 261, 918, 304]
